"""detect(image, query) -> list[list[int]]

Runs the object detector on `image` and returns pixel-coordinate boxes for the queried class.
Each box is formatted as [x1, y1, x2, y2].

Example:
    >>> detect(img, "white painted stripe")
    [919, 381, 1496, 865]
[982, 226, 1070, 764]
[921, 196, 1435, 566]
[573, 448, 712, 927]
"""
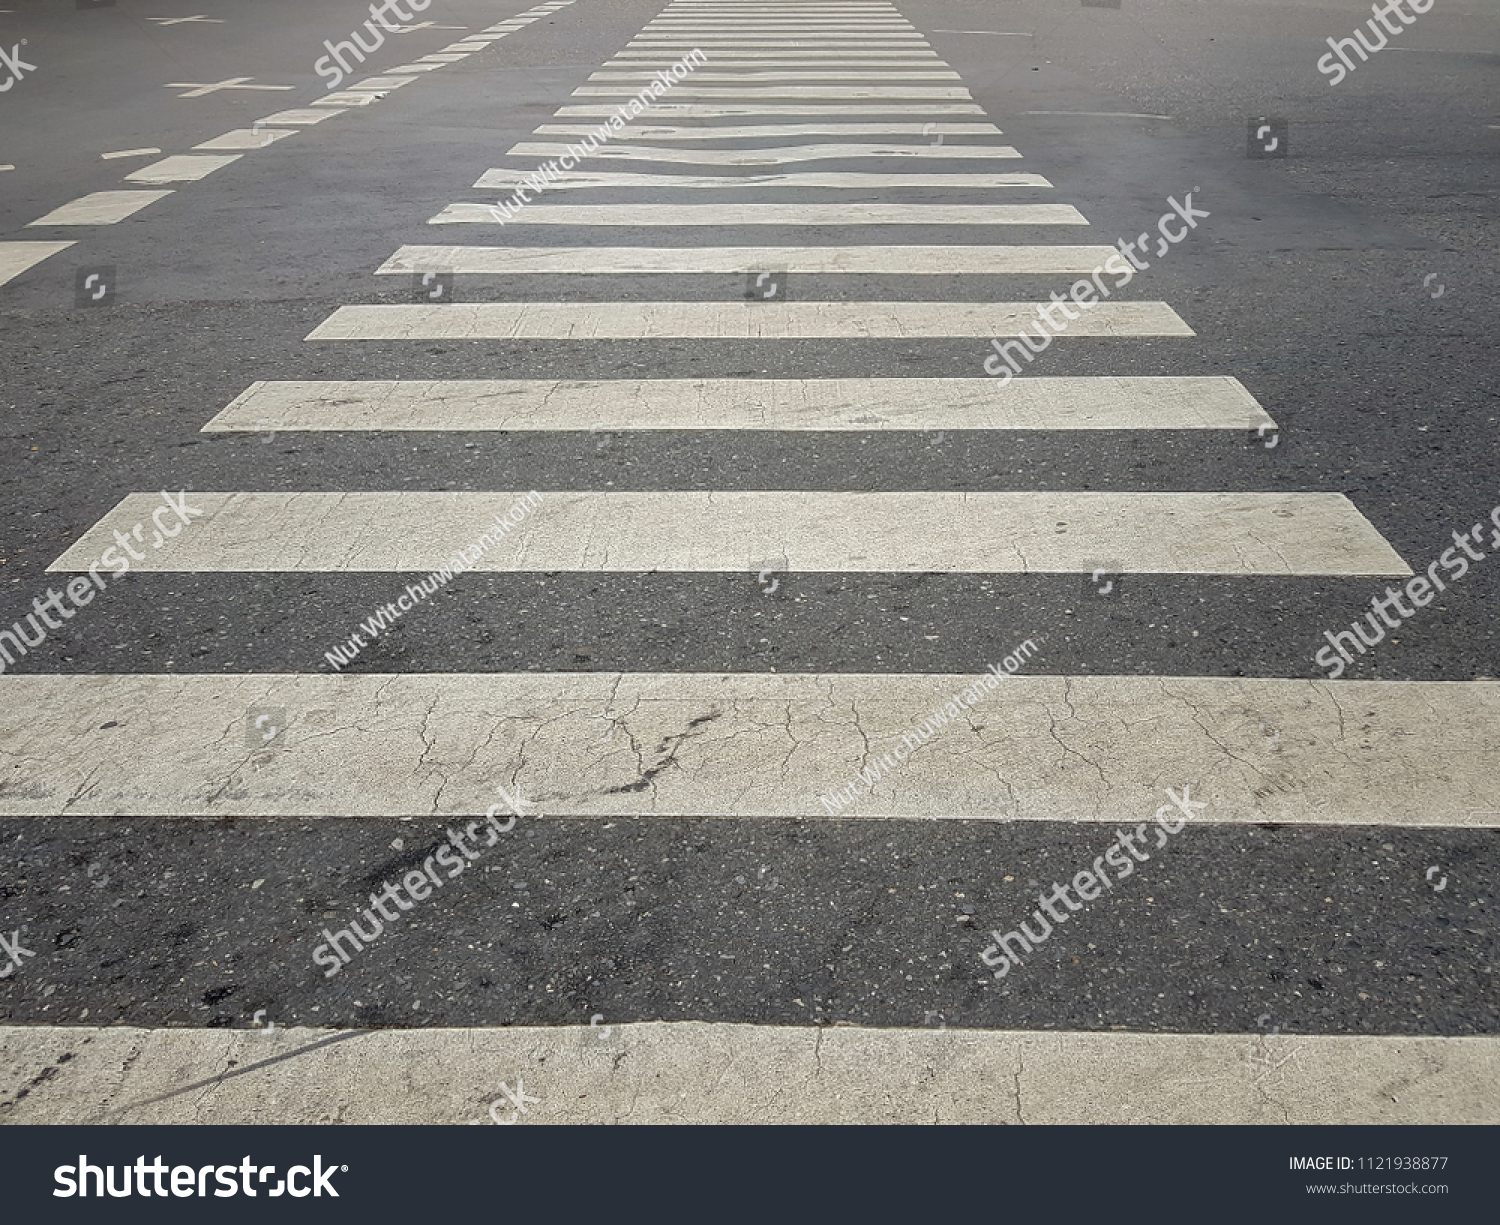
[535, 123, 1002, 139]
[642, 34, 919, 40]
[476, 170, 1045, 190]
[632, 31, 926, 37]
[0, 166, 13, 173]
[417, 53, 470, 62]
[643, 25, 917, 31]
[632, 32, 926, 39]
[100, 147, 162, 160]
[629, 42, 930, 49]
[51, 492, 1397, 578]
[590, 71, 961, 80]
[314, 92, 384, 107]
[205, 376, 1274, 434]
[1024, 110, 1174, 120]
[605, 61, 941, 71]
[611, 48, 939, 57]
[431, 202, 1083, 226]
[4, 1024, 1490, 1125]
[123, 154, 241, 183]
[383, 62, 446, 72]
[505, 142, 1019, 164]
[570, 87, 972, 101]
[193, 129, 295, 151]
[349, 75, 418, 90]
[575, 85, 970, 99]
[553, 104, 986, 116]
[0, 240, 74, 287]
[255, 108, 344, 125]
[27, 191, 174, 226]
[3, 671, 1481, 825]
[376, 244, 1111, 276]
[308, 300, 1178, 341]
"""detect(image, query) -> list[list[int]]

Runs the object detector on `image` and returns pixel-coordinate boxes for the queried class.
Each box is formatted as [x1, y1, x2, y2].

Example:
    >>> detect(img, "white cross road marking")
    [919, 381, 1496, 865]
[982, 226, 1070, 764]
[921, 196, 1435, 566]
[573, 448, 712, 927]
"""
[148, 15, 224, 24]
[392, 23, 467, 32]
[164, 77, 293, 98]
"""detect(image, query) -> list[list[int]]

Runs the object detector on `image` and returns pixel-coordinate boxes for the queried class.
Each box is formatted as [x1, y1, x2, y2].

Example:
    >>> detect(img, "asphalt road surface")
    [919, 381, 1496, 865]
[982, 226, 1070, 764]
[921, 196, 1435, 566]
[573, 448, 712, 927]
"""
[0, 0, 1497, 1126]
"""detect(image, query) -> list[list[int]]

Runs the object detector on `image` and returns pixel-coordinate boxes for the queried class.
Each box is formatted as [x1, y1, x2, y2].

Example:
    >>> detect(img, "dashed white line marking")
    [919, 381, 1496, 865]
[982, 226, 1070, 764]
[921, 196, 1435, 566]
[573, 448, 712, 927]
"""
[27, 191, 174, 226]
[0, 241, 74, 287]
[123, 154, 242, 183]
[313, 92, 385, 107]
[193, 129, 294, 151]
[100, 148, 162, 160]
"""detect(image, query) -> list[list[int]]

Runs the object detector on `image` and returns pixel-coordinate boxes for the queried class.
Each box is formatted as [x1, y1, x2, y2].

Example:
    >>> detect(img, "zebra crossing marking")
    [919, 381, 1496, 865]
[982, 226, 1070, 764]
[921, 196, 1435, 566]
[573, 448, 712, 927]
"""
[474, 169, 1047, 190]
[429, 202, 1084, 225]
[305, 300, 1182, 341]
[553, 103, 987, 117]
[50, 492, 1404, 577]
[0, 674, 1479, 824]
[502, 142, 1021, 164]
[572, 85, 972, 99]
[533, 123, 1003, 139]
[377, 244, 1117, 275]
[204, 376, 1274, 433]
[6, 1022, 1492, 1124]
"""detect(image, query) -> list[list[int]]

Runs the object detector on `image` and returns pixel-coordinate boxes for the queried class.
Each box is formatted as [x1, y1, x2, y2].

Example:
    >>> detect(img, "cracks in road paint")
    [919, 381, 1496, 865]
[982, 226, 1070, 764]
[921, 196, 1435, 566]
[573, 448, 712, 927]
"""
[1043, 677, 1107, 790]
[604, 710, 722, 798]
[193, 1034, 238, 1120]
[59, 762, 106, 814]
[1160, 680, 1273, 785]
[1013, 1049, 1027, 1125]
[109, 1031, 369, 1117]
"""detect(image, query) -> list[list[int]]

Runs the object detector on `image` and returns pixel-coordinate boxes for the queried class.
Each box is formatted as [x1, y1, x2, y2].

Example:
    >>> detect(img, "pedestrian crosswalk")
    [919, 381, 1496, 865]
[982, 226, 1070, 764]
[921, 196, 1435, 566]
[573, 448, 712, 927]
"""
[5, 0, 1496, 1124]
[15, 0, 1481, 850]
